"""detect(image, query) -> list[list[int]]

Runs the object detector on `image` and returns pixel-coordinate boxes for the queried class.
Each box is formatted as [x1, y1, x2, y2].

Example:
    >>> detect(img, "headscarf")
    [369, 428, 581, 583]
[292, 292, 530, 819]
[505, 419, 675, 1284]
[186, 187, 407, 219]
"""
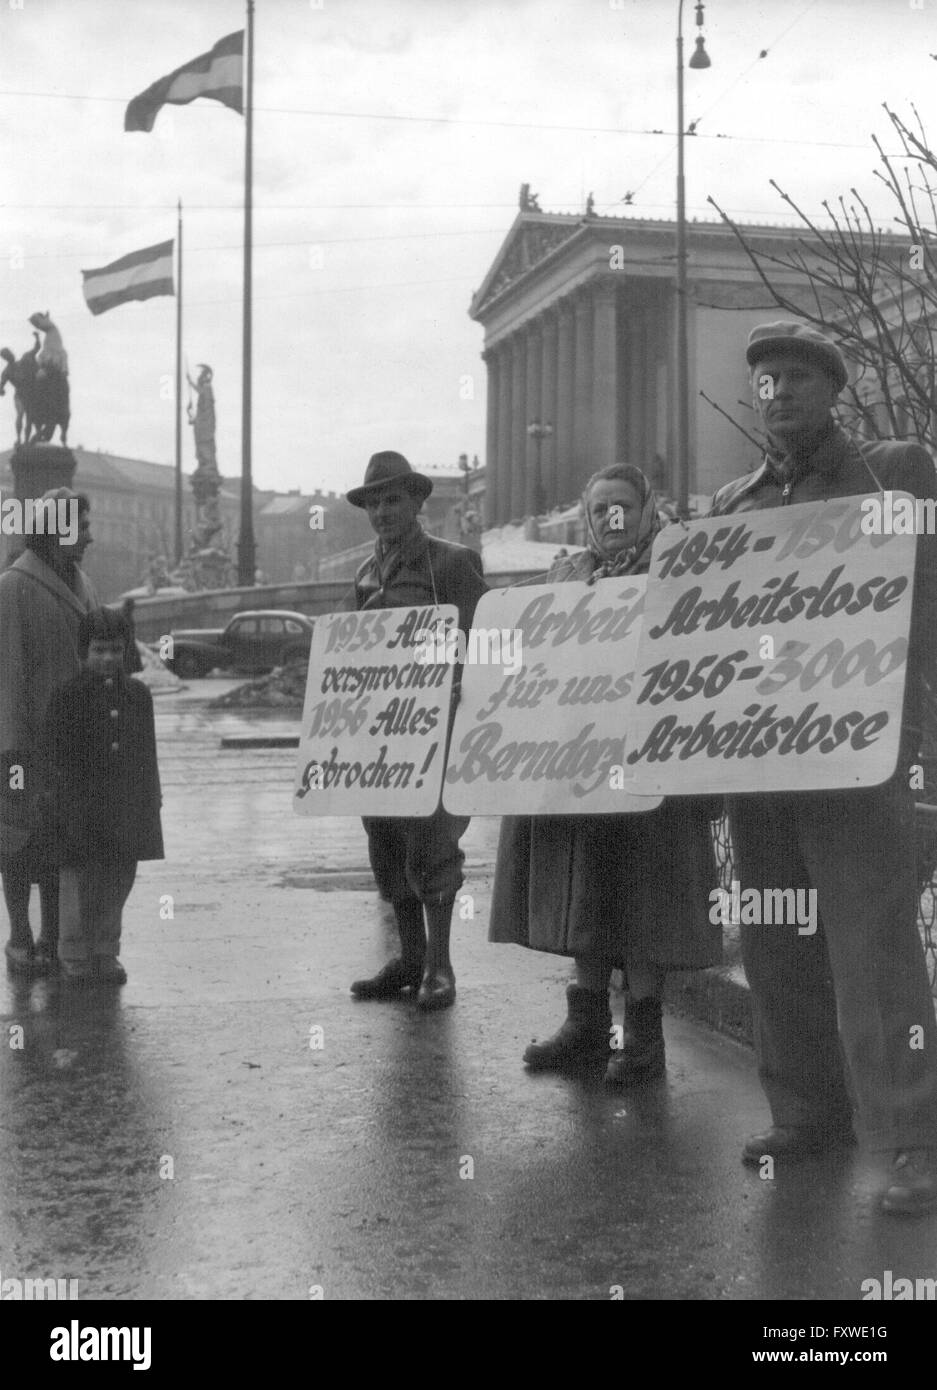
[582, 464, 662, 580]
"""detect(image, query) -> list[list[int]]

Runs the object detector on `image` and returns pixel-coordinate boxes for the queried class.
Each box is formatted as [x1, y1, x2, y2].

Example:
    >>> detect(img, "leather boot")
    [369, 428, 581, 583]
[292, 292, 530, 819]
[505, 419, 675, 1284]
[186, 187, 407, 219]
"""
[351, 898, 425, 998]
[605, 993, 665, 1085]
[417, 898, 456, 1010]
[523, 984, 611, 1071]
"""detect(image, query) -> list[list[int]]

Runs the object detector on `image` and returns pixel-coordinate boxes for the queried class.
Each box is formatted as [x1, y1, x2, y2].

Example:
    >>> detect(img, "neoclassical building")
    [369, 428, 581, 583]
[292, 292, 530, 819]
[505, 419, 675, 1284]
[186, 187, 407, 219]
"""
[471, 201, 841, 524]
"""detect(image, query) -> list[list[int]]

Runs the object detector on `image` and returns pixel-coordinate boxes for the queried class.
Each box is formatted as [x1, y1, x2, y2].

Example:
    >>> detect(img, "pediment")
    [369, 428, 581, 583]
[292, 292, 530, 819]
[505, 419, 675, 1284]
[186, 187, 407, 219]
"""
[470, 213, 583, 319]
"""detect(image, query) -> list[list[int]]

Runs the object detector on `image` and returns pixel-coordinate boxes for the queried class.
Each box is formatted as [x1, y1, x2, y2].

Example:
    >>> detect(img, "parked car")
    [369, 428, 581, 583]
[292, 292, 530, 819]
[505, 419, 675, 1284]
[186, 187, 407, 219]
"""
[165, 610, 315, 679]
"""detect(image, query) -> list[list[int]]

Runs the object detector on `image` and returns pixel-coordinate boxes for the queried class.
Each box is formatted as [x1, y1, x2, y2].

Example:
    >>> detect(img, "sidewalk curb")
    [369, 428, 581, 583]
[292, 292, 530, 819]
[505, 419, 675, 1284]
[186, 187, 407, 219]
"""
[664, 960, 753, 1048]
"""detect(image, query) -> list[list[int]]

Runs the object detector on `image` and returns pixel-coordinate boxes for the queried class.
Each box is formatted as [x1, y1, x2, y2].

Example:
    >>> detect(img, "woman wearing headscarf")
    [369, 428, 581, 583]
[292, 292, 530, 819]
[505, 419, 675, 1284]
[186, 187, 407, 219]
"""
[489, 463, 721, 1083]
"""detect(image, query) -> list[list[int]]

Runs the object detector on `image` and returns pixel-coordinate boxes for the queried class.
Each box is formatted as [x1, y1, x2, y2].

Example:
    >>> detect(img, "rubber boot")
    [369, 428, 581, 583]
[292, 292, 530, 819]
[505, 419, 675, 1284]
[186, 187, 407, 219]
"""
[605, 993, 665, 1085]
[417, 897, 456, 1011]
[351, 898, 426, 998]
[523, 984, 612, 1071]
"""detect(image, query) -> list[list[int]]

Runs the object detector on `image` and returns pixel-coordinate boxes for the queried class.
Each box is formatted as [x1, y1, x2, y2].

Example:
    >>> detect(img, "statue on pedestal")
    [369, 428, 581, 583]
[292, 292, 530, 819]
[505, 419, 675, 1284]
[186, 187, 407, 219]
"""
[1, 312, 70, 446]
[26, 311, 70, 444]
[183, 363, 233, 590]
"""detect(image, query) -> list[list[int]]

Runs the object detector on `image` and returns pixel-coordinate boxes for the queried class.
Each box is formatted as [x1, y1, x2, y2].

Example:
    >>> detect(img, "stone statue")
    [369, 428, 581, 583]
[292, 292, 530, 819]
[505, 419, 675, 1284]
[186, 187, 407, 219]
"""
[187, 364, 217, 473]
[184, 363, 231, 589]
[145, 553, 173, 595]
[0, 333, 39, 444]
[186, 364, 223, 541]
[519, 183, 541, 212]
[3, 314, 70, 445]
[30, 310, 68, 376]
[458, 501, 482, 537]
[585, 191, 595, 216]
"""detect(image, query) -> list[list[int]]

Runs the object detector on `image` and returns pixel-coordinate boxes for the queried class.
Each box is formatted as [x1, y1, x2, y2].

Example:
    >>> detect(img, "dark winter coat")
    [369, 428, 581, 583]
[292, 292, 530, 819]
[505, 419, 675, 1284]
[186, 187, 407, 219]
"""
[0, 551, 98, 856]
[43, 668, 164, 865]
[488, 546, 722, 969]
[354, 527, 487, 634]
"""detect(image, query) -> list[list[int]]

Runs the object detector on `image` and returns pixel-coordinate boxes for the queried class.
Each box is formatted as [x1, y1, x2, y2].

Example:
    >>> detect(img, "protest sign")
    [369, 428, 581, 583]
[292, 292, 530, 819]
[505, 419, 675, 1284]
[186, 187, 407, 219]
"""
[292, 604, 456, 816]
[626, 495, 916, 794]
[443, 579, 662, 815]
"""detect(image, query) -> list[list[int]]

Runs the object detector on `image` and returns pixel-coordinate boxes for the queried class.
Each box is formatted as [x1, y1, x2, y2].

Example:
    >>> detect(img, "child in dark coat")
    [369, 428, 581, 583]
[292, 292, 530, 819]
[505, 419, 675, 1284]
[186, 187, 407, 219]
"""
[44, 607, 164, 984]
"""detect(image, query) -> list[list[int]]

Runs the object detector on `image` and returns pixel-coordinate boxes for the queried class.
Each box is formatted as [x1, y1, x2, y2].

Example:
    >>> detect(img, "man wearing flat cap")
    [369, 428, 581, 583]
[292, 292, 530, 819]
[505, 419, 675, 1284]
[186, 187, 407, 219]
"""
[710, 319, 937, 1214]
[346, 451, 486, 1010]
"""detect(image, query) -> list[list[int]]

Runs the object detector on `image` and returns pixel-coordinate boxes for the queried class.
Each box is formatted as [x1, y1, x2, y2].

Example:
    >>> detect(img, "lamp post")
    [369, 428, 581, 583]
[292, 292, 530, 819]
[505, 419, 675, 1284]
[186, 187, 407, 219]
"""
[526, 419, 554, 516]
[675, 0, 711, 517]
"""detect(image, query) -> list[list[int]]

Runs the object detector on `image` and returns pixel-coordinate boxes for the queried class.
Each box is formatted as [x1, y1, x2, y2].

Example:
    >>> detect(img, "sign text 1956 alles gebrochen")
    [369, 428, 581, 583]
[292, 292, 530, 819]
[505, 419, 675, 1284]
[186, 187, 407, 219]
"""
[293, 604, 457, 817]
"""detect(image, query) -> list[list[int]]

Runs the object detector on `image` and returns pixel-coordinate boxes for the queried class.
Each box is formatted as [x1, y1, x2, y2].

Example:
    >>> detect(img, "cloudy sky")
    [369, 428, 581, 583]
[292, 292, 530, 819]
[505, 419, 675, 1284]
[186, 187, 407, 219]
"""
[3, 0, 937, 496]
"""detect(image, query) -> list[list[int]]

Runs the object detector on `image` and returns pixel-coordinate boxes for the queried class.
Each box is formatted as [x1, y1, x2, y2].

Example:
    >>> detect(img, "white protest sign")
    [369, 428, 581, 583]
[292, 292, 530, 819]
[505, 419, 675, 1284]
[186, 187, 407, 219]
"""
[443, 578, 662, 815]
[292, 604, 456, 816]
[626, 495, 916, 794]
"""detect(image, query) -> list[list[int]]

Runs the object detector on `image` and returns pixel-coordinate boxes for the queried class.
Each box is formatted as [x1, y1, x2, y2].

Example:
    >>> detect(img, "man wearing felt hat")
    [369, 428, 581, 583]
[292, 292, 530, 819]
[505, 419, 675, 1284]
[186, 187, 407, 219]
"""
[710, 319, 937, 1214]
[346, 450, 486, 1011]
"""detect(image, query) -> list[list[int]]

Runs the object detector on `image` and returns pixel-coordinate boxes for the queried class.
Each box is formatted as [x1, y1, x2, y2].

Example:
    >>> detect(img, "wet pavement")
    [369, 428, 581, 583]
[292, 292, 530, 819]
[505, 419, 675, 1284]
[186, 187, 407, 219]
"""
[2, 680, 937, 1300]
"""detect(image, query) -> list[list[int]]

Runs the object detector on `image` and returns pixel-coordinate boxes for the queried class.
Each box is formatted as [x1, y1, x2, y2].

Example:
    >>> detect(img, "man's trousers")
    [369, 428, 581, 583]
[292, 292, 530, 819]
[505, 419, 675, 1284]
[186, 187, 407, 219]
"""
[362, 806, 469, 909]
[727, 758, 937, 1152]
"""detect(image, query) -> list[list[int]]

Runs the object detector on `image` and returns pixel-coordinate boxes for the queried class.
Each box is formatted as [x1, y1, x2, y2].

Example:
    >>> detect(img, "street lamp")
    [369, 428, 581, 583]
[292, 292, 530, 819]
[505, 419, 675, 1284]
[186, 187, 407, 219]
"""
[675, 0, 711, 517]
[526, 419, 554, 516]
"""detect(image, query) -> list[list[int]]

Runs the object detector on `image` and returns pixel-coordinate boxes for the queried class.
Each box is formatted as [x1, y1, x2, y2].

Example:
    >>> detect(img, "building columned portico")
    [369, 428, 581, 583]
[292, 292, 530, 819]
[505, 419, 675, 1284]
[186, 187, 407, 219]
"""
[471, 199, 892, 525]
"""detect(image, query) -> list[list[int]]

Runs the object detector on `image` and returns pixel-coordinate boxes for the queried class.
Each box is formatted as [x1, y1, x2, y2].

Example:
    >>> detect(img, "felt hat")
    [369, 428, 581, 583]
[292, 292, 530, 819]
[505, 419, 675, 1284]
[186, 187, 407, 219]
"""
[346, 451, 433, 508]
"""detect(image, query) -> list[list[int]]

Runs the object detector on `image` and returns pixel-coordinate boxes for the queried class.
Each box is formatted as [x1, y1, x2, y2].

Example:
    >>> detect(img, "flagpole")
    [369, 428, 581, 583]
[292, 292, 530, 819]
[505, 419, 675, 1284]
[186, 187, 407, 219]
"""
[238, 0, 256, 586]
[174, 198, 184, 566]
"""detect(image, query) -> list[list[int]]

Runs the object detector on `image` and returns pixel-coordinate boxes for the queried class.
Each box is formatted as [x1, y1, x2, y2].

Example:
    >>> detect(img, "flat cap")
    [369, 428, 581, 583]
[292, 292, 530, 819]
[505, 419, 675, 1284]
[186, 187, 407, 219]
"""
[746, 320, 848, 392]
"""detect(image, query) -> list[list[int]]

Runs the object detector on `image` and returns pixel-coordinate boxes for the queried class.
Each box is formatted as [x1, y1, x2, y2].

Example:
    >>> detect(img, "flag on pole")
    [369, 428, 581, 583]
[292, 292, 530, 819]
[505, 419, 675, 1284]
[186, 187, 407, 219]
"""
[81, 240, 175, 316]
[124, 30, 244, 133]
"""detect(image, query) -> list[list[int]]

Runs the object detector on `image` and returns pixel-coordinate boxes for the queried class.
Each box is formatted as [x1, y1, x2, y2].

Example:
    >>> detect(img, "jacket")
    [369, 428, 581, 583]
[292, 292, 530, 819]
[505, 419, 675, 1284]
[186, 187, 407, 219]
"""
[710, 423, 937, 725]
[354, 527, 487, 633]
[43, 668, 164, 864]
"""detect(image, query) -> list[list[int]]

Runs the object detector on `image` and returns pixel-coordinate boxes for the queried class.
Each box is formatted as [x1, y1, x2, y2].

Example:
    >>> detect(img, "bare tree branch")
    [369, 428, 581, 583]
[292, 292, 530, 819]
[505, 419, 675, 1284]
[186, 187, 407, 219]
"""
[708, 107, 937, 454]
[699, 389, 765, 454]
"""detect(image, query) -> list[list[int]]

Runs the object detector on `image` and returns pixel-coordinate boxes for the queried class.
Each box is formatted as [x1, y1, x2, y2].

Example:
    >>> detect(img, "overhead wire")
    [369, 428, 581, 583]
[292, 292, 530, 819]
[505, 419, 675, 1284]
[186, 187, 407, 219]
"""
[0, 85, 891, 151]
[606, 0, 827, 213]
